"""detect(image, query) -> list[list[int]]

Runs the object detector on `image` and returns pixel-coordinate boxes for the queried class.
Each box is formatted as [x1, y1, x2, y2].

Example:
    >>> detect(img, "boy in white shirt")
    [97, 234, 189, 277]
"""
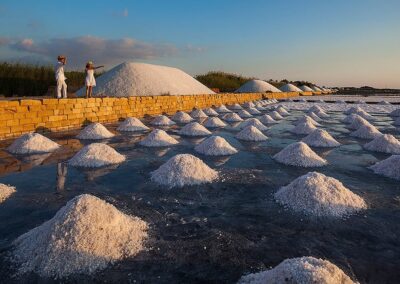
[55, 55, 67, 98]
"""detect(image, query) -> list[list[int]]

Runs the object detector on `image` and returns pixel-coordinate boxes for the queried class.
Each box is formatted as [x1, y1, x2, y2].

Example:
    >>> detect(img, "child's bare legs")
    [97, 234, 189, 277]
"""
[85, 86, 89, 99]
[89, 86, 93, 98]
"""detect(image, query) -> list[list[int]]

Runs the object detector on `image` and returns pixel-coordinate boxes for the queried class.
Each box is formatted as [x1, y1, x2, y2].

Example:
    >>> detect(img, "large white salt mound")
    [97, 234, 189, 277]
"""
[276, 106, 290, 116]
[390, 108, 400, 117]
[12, 194, 148, 278]
[350, 124, 382, 139]
[364, 134, 400, 154]
[291, 121, 317, 135]
[0, 183, 16, 203]
[239, 118, 268, 131]
[215, 105, 232, 113]
[302, 129, 341, 148]
[8, 133, 60, 154]
[299, 85, 314, 92]
[178, 122, 212, 136]
[204, 117, 226, 128]
[296, 115, 320, 126]
[230, 103, 243, 110]
[150, 154, 218, 187]
[171, 111, 193, 123]
[348, 116, 373, 129]
[259, 114, 277, 124]
[235, 79, 281, 93]
[270, 111, 283, 120]
[247, 107, 261, 115]
[76, 62, 214, 97]
[354, 109, 374, 121]
[195, 136, 238, 156]
[117, 117, 149, 132]
[243, 101, 256, 108]
[280, 83, 302, 92]
[237, 110, 253, 118]
[203, 108, 219, 116]
[139, 129, 179, 147]
[190, 109, 209, 118]
[151, 115, 175, 126]
[369, 155, 400, 180]
[235, 126, 268, 141]
[344, 106, 364, 115]
[69, 143, 125, 167]
[311, 86, 323, 92]
[275, 172, 366, 217]
[222, 113, 243, 122]
[238, 256, 356, 284]
[77, 123, 115, 140]
[308, 112, 322, 121]
[273, 142, 327, 167]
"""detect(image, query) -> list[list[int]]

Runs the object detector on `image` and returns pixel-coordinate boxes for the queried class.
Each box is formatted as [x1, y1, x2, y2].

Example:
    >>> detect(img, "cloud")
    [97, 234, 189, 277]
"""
[0, 37, 10, 46]
[27, 20, 42, 30]
[112, 8, 129, 18]
[184, 44, 207, 53]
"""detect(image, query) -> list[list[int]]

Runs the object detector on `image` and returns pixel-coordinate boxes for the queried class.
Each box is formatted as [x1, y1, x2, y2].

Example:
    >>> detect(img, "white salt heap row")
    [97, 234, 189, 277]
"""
[77, 123, 115, 140]
[69, 143, 125, 168]
[369, 155, 400, 180]
[204, 117, 226, 128]
[307, 105, 324, 113]
[230, 103, 243, 110]
[237, 110, 252, 118]
[347, 115, 372, 129]
[315, 109, 329, 118]
[195, 136, 238, 156]
[172, 111, 193, 123]
[364, 134, 400, 154]
[11, 194, 148, 278]
[203, 108, 219, 116]
[243, 102, 255, 108]
[350, 124, 382, 139]
[308, 112, 321, 121]
[8, 133, 60, 154]
[259, 114, 277, 124]
[117, 117, 149, 132]
[222, 113, 243, 122]
[178, 122, 211, 136]
[276, 106, 289, 116]
[273, 142, 327, 167]
[239, 118, 268, 131]
[235, 126, 268, 141]
[0, 183, 16, 203]
[269, 111, 283, 120]
[151, 115, 175, 126]
[191, 109, 208, 118]
[235, 79, 281, 93]
[302, 129, 341, 147]
[150, 154, 218, 187]
[139, 129, 179, 147]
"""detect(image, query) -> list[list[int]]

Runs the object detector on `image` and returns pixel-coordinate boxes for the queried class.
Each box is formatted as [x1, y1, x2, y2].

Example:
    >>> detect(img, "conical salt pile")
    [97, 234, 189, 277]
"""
[151, 115, 176, 126]
[139, 129, 179, 147]
[364, 134, 400, 154]
[344, 114, 372, 129]
[77, 123, 115, 140]
[178, 122, 212, 136]
[150, 154, 218, 187]
[204, 117, 226, 128]
[379, 101, 391, 105]
[171, 111, 193, 123]
[0, 183, 16, 203]
[295, 115, 320, 126]
[315, 109, 329, 118]
[256, 105, 266, 111]
[222, 113, 243, 122]
[235, 79, 281, 93]
[354, 109, 374, 121]
[230, 103, 243, 110]
[8, 133, 60, 154]
[203, 108, 219, 117]
[194, 136, 238, 156]
[215, 105, 231, 113]
[235, 126, 268, 141]
[344, 106, 364, 115]
[393, 117, 400, 126]
[11, 194, 148, 278]
[350, 124, 382, 139]
[239, 118, 268, 131]
[389, 108, 400, 117]
[291, 121, 317, 135]
[237, 110, 253, 118]
[270, 111, 283, 120]
[247, 107, 261, 115]
[307, 105, 324, 113]
[302, 129, 341, 147]
[273, 142, 327, 167]
[280, 83, 302, 92]
[276, 106, 290, 116]
[190, 109, 208, 118]
[69, 143, 125, 167]
[259, 114, 277, 124]
[369, 155, 400, 180]
[308, 112, 322, 121]
[243, 101, 255, 108]
[117, 117, 149, 132]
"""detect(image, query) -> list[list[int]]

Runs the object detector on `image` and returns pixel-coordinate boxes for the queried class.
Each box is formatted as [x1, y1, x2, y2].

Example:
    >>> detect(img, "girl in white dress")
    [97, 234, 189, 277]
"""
[85, 61, 104, 98]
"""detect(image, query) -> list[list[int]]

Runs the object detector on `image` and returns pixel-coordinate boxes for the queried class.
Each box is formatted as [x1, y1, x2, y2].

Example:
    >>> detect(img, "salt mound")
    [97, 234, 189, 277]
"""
[302, 129, 341, 147]
[235, 126, 268, 141]
[139, 129, 179, 147]
[259, 114, 277, 124]
[379, 100, 391, 105]
[239, 118, 268, 131]
[8, 133, 60, 154]
[0, 183, 16, 203]
[354, 109, 374, 121]
[291, 121, 317, 135]
[150, 154, 218, 187]
[12, 194, 148, 278]
[315, 109, 329, 118]
[117, 117, 149, 132]
[308, 105, 324, 113]
[350, 124, 381, 139]
[237, 110, 253, 118]
[389, 108, 400, 117]
[203, 108, 219, 116]
[312, 86, 323, 92]
[69, 143, 125, 167]
[171, 111, 193, 123]
[299, 85, 314, 92]
[394, 117, 400, 126]
[336, 100, 346, 104]
[344, 106, 364, 115]
[247, 107, 261, 115]
[270, 111, 283, 120]
[204, 117, 226, 128]
[280, 83, 302, 92]
[190, 109, 208, 118]
[276, 106, 289, 116]
[369, 155, 400, 180]
[77, 123, 115, 140]
[256, 105, 266, 111]
[195, 136, 238, 156]
[364, 134, 400, 154]
[296, 115, 320, 126]
[222, 113, 243, 122]
[178, 122, 212, 136]
[75, 62, 214, 97]
[151, 115, 175, 126]
[235, 79, 281, 93]
[230, 103, 243, 110]
[308, 112, 322, 121]
[273, 142, 327, 167]
[243, 101, 256, 108]
[215, 105, 231, 113]
[299, 98, 307, 102]
[348, 115, 372, 129]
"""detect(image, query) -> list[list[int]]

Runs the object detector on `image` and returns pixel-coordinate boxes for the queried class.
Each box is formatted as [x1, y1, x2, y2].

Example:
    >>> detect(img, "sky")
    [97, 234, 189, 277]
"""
[0, 0, 399, 88]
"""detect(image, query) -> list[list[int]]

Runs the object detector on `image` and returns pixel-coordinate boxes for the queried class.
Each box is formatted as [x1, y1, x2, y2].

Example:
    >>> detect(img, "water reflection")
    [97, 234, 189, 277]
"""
[56, 162, 68, 192]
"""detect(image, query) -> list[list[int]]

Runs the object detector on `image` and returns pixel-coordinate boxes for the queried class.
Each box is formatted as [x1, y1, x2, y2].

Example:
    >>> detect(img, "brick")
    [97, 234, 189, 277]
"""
[20, 99, 42, 106]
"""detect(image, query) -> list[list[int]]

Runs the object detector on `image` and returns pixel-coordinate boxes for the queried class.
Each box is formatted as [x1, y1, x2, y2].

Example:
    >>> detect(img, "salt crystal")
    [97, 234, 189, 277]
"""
[0, 183, 16, 203]
[190, 109, 209, 118]
[364, 134, 400, 154]
[151, 115, 176, 126]
[302, 129, 340, 147]
[235, 126, 268, 141]
[171, 111, 194, 123]
[204, 117, 226, 128]
[222, 113, 243, 122]
[369, 155, 400, 180]
[350, 124, 382, 139]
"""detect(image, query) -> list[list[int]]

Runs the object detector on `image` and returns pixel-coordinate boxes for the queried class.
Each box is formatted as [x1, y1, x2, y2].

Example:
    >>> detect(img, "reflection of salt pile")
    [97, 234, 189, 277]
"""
[370, 155, 400, 180]
[8, 133, 60, 154]
[364, 134, 400, 154]
[12, 194, 148, 278]
[390, 108, 400, 117]
[77, 123, 115, 140]
[275, 172, 366, 217]
[247, 107, 261, 115]
[230, 103, 243, 110]
[291, 121, 317, 135]
[172, 111, 193, 123]
[270, 111, 283, 120]
[350, 124, 381, 139]
[139, 129, 179, 147]
[302, 129, 340, 147]
[204, 117, 226, 128]
[215, 105, 231, 113]
[237, 110, 253, 118]
[69, 143, 125, 167]
[235, 79, 281, 93]
[190, 109, 208, 118]
[236, 126, 268, 141]
[276, 106, 289, 116]
[239, 118, 268, 131]
[0, 183, 16, 203]
[178, 122, 212, 136]
[151, 115, 175, 126]
[273, 142, 327, 167]
[117, 117, 149, 132]
[222, 113, 243, 122]
[259, 114, 277, 124]
[203, 108, 219, 116]
[195, 136, 238, 156]
[150, 154, 218, 187]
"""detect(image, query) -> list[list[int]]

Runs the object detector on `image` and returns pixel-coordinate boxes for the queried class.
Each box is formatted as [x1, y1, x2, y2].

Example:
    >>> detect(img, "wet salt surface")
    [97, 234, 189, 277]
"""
[0, 109, 399, 283]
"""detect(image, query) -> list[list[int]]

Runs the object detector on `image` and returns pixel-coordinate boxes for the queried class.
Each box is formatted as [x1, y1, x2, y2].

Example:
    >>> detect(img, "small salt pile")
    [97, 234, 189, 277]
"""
[0, 183, 16, 203]
[139, 129, 179, 147]
[230, 103, 243, 110]
[315, 109, 329, 118]
[190, 109, 209, 118]
[364, 134, 400, 154]
[379, 100, 391, 105]
[345, 115, 372, 129]
[150, 154, 218, 187]
[276, 106, 289, 116]
[237, 256, 356, 284]
[354, 109, 374, 121]
[307, 105, 324, 113]
[151, 115, 176, 126]
[308, 112, 322, 121]
[222, 113, 243, 122]
[269, 111, 283, 120]
[237, 110, 253, 118]
[299, 98, 307, 102]
[204, 117, 226, 128]
[369, 155, 400, 180]
[215, 105, 232, 113]
[178, 122, 212, 136]
[291, 121, 317, 135]
[11, 194, 148, 278]
[117, 117, 149, 132]
[350, 124, 382, 139]
[69, 143, 125, 167]
[8, 133, 60, 154]
[77, 123, 115, 140]
[295, 115, 320, 126]
[256, 105, 266, 111]
[259, 114, 277, 124]
[336, 100, 346, 104]
[393, 117, 400, 126]
[302, 129, 341, 147]
[275, 172, 366, 217]
[239, 118, 268, 131]
[203, 108, 219, 116]
[171, 111, 193, 123]
[273, 142, 327, 167]
[195, 136, 238, 156]
[389, 108, 400, 117]
[235, 126, 268, 141]
[344, 106, 364, 115]
[247, 107, 261, 115]
[243, 101, 255, 108]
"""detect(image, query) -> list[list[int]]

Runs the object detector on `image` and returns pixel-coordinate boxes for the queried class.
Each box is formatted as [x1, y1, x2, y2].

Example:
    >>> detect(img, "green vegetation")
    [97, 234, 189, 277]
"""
[195, 71, 254, 92]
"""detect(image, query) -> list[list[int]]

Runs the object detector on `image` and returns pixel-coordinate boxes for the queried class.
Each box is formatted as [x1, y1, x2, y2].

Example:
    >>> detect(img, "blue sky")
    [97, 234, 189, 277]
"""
[0, 0, 399, 88]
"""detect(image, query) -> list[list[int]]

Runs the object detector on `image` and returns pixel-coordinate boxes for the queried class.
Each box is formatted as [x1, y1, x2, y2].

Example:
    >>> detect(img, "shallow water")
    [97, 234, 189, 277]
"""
[0, 105, 400, 283]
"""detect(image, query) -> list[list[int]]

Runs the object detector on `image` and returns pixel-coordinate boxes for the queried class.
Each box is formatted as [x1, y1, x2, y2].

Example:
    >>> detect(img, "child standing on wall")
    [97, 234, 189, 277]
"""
[85, 61, 104, 98]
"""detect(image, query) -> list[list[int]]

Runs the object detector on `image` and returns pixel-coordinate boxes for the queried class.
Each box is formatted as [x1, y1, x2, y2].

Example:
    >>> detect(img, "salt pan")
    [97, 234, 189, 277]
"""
[269, 111, 283, 120]
[117, 117, 149, 132]
[239, 118, 268, 131]
[222, 113, 243, 122]
[291, 121, 317, 135]
[235, 126, 268, 141]
[273, 142, 327, 167]
[195, 136, 238, 156]
[247, 107, 261, 115]
[215, 105, 232, 113]
[178, 122, 212, 136]
[237, 110, 253, 118]
[302, 129, 340, 147]
[77, 123, 115, 140]
[190, 109, 208, 118]
[259, 114, 277, 124]
[8, 133, 60, 154]
[139, 129, 179, 147]
[203, 108, 219, 116]
[69, 143, 125, 167]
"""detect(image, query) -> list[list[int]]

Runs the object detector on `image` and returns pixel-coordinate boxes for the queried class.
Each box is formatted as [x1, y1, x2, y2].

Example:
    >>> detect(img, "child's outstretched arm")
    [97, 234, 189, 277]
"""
[94, 65, 104, 70]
